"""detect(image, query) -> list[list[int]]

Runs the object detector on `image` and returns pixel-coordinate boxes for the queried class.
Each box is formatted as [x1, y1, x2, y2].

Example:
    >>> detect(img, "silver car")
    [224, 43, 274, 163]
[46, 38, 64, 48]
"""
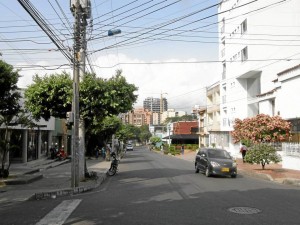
[195, 148, 237, 178]
[126, 144, 133, 151]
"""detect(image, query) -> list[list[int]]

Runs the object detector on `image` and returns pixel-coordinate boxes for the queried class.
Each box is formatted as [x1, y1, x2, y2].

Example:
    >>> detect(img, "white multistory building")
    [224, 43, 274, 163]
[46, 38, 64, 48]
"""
[218, 0, 300, 155]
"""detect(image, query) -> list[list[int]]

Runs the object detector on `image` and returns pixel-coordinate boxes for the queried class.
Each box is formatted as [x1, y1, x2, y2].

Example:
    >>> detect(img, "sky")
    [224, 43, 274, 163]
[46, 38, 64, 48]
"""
[0, 0, 221, 112]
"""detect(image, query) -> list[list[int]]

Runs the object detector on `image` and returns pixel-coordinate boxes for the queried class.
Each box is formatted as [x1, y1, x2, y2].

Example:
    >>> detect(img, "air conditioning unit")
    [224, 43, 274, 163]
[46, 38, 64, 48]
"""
[70, 0, 91, 18]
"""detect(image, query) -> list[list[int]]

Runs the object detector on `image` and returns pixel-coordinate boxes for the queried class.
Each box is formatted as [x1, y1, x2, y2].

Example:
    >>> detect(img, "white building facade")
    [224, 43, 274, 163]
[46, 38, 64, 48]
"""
[218, 0, 300, 157]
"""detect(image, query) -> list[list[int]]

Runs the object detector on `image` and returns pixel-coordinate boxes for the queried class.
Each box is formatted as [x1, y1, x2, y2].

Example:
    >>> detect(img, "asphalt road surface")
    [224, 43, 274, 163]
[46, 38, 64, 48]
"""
[1, 146, 300, 225]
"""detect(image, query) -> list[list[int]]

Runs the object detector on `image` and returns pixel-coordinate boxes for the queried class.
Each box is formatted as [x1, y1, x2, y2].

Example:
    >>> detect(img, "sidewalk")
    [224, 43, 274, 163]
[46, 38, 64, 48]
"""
[173, 150, 300, 187]
[0, 157, 111, 206]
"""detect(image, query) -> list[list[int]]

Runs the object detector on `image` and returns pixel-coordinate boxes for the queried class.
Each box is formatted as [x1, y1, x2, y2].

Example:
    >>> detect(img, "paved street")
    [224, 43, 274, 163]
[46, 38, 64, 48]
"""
[1, 146, 300, 225]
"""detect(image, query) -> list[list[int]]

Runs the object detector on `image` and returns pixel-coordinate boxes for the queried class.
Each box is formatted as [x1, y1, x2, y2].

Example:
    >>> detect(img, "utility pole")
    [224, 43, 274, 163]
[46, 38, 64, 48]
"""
[78, 5, 88, 181]
[70, 0, 91, 185]
[71, 0, 81, 187]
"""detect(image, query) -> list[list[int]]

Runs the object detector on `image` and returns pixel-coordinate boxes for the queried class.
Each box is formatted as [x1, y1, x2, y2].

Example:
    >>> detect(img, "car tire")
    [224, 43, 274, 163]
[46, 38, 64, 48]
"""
[231, 174, 237, 178]
[205, 167, 211, 177]
[195, 163, 199, 173]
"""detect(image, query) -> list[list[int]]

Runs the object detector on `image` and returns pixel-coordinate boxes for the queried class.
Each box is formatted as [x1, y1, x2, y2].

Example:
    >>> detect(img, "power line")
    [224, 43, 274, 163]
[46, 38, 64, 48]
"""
[17, 0, 73, 62]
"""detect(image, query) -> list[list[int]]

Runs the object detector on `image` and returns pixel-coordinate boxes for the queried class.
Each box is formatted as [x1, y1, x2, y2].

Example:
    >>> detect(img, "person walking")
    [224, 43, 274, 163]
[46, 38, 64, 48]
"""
[181, 145, 185, 155]
[240, 143, 248, 163]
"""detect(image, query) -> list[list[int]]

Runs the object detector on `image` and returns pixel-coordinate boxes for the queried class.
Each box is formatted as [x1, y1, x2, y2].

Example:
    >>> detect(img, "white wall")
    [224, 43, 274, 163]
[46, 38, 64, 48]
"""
[219, 0, 300, 132]
[277, 72, 300, 119]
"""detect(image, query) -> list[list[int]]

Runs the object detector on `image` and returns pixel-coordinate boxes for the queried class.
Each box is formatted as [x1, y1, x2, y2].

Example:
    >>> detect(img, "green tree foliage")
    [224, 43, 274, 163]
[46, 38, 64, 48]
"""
[139, 125, 152, 144]
[0, 60, 21, 117]
[232, 114, 291, 144]
[25, 70, 137, 160]
[163, 114, 196, 124]
[245, 144, 281, 170]
[150, 136, 161, 147]
[116, 124, 139, 143]
[87, 116, 122, 154]
[0, 60, 25, 176]
[25, 70, 138, 126]
[25, 72, 72, 120]
[80, 71, 138, 129]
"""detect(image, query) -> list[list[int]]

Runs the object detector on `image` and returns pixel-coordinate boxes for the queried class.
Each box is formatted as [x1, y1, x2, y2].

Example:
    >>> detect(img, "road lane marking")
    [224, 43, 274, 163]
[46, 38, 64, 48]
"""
[35, 199, 81, 225]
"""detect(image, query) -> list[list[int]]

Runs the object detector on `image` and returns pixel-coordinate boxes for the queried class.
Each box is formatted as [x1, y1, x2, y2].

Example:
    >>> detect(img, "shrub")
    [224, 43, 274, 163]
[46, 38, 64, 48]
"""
[244, 143, 281, 170]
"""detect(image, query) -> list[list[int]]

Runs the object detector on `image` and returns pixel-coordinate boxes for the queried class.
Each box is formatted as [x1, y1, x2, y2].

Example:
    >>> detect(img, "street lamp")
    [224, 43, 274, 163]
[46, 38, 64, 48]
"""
[108, 29, 121, 36]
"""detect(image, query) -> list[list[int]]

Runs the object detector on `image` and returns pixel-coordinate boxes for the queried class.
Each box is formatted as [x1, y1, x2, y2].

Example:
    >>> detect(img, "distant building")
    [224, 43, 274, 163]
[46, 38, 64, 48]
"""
[161, 109, 187, 124]
[120, 108, 152, 126]
[163, 121, 199, 145]
[143, 97, 168, 113]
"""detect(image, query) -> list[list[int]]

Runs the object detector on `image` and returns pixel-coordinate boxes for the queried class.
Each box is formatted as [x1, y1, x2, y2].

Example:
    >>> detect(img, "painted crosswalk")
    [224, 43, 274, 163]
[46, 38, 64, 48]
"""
[35, 199, 81, 225]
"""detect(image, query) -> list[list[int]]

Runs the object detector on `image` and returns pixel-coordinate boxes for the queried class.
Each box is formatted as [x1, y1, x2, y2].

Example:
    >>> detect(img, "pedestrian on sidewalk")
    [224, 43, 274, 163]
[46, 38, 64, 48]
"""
[94, 146, 100, 159]
[101, 146, 106, 159]
[181, 145, 185, 155]
[240, 143, 248, 163]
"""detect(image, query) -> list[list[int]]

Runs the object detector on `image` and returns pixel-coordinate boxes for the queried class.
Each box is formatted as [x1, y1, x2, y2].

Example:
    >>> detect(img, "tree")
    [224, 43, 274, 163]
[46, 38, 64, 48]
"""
[25, 70, 137, 133]
[25, 70, 137, 177]
[86, 115, 122, 155]
[139, 125, 152, 144]
[245, 144, 281, 170]
[116, 124, 139, 144]
[149, 136, 161, 148]
[24, 72, 72, 120]
[163, 114, 196, 124]
[0, 60, 23, 177]
[231, 114, 291, 144]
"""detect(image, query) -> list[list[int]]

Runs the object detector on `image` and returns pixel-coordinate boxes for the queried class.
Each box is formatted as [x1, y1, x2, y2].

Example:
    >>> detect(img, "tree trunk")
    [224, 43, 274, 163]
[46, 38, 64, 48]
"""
[261, 162, 265, 170]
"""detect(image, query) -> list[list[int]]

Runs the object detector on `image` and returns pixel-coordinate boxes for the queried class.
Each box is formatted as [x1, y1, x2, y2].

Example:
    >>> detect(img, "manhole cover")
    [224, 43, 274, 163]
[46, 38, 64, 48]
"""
[228, 207, 262, 215]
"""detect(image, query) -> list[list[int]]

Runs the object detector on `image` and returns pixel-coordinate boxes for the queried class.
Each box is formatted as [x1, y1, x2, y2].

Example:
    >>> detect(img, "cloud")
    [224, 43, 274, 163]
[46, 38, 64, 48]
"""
[94, 53, 221, 112]
[17, 53, 221, 113]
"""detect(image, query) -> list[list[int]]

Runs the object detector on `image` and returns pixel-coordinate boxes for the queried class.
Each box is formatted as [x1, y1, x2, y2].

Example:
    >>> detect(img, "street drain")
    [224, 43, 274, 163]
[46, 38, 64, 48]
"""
[228, 207, 262, 215]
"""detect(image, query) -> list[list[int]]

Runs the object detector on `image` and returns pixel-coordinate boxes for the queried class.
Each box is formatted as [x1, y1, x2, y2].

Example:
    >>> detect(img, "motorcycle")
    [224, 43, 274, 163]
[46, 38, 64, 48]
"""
[57, 148, 67, 160]
[107, 152, 119, 176]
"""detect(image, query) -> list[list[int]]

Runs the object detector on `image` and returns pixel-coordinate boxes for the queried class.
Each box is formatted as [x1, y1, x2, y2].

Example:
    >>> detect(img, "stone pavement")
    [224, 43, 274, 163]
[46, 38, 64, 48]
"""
[0, 156, 111, 206]
[174, 150, 300, 187]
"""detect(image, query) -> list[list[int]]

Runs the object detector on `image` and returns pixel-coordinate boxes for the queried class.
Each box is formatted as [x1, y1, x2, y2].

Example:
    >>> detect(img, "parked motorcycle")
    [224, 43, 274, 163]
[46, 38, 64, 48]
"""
[107, 152, 119, 176]
[57, 147, 67, 160]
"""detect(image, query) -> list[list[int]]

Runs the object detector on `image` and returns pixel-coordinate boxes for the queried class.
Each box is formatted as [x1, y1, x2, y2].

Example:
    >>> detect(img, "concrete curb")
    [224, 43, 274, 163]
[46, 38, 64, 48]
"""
[274, 178, 300, 186]
[0, 160, 71, 186]
[4, 174, 44, 185]
[238, 169, 274, 181]
[30, 169, 108, 201]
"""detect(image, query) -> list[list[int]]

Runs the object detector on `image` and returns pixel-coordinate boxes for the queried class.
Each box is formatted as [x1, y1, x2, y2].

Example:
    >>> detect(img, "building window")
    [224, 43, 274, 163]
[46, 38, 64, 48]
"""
[241, 19, 247, 35]
[222, 62, 226, 79]
[221, 18, 225, 34]
[241, 46, 248, 62]
[222, 95, 226, 104]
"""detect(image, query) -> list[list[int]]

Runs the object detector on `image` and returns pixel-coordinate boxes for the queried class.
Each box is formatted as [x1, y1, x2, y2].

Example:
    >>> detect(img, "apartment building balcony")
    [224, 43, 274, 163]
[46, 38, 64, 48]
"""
[207, 104, 220, 113]
[222, 71, 226, 80]
[207, 121, 221, 132]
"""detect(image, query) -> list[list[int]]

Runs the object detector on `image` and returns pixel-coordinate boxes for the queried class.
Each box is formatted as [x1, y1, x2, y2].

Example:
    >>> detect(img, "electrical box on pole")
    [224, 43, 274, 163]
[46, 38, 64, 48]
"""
[70, 0, 91, 18]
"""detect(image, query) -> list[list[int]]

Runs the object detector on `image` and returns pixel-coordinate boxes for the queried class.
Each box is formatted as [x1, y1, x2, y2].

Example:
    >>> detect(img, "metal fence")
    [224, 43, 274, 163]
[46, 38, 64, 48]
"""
[282, 143, 300, 158]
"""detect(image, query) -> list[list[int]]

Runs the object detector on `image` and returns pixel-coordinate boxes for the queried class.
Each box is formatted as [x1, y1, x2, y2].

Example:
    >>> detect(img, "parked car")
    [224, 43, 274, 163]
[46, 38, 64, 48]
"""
[195, 148, 237, 178]
[126, 144, 133, 151]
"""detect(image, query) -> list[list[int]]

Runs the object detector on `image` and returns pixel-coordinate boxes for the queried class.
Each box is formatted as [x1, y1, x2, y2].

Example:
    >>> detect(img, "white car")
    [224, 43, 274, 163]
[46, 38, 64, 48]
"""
[126, 144, 133, 151]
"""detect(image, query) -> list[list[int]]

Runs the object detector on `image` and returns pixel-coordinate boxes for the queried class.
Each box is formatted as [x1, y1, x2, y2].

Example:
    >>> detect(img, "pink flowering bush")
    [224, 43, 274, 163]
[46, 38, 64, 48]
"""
[231, 114, 291, 144]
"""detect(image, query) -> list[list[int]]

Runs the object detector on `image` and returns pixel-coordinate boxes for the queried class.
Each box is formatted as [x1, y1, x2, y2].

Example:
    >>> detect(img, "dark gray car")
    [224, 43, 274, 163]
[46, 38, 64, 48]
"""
[195, 148, 237, 178]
